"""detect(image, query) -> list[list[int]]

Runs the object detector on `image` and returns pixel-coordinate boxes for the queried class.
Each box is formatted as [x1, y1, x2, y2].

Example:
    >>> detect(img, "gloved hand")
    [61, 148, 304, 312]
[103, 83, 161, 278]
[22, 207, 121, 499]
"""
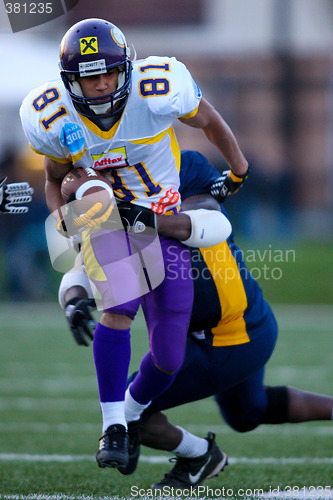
[0, 177, 33, 214]
[210, 167, 249, 203]
[57, 193, 113, 237]
[64, 297, 96, 346]
[116, 201, 157, 234]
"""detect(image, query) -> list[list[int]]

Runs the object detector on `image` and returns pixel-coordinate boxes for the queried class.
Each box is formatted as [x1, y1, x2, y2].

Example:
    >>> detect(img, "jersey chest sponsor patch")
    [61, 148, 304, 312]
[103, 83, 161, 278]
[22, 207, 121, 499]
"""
[60, 123, 85, 155]
[91, 147, 128, 169]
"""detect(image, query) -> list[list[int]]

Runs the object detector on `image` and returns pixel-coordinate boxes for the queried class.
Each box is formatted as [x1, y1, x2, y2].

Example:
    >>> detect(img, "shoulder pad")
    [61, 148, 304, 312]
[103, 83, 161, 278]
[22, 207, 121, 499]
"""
[132, 56, 200, 118]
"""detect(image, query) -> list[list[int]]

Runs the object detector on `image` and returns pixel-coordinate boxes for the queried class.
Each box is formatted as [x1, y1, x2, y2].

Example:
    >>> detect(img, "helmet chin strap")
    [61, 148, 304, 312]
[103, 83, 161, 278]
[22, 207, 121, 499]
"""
[69, 70, 126, 116]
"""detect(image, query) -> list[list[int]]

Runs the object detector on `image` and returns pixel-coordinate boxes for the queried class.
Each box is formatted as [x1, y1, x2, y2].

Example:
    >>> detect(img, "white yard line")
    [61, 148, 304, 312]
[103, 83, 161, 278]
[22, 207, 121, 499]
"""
[1, 453, 333, 465]
[1, 496, 120, 500]
[1, 487, 333, 500]
[260, 489, 333, 499]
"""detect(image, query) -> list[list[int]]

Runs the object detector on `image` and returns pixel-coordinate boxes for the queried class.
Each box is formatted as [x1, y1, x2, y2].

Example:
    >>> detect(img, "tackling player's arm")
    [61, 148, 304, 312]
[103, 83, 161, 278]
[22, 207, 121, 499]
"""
[156, 193, 221, 241]
[60, 192, 226, 345]
[179, 98, 249, 178]
[64, 286, 96, 347]
[59, 256, 96, 346]
[64, 285, 88, 303]
[121, 191, 230, 247]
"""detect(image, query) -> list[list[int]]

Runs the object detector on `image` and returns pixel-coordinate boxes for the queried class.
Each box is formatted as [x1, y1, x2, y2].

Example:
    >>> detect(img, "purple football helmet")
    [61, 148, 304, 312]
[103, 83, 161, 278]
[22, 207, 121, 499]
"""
[59, 18, 132, 118]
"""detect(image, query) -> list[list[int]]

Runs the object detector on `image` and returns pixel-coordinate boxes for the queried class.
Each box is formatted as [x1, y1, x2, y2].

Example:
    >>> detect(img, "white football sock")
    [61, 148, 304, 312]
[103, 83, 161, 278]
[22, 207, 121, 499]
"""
[171, 427, 209, 458]
[125, 386, 151, 422]
[100, 401, 126, 433]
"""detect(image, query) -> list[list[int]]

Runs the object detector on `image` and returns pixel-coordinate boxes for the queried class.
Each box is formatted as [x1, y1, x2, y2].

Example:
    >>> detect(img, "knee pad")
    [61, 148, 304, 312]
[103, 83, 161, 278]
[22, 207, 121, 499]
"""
[214, 394, 264, 433]
[264, 386, 289, 424]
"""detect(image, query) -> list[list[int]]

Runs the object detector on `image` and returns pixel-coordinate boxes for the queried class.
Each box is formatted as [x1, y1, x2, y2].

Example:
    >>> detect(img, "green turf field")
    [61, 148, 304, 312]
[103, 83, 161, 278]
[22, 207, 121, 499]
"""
[0, 302, 332, 499]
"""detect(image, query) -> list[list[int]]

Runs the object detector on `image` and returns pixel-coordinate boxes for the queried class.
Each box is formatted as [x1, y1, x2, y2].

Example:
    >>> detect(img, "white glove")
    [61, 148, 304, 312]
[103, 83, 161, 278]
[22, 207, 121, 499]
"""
[0, 177, 33, 214]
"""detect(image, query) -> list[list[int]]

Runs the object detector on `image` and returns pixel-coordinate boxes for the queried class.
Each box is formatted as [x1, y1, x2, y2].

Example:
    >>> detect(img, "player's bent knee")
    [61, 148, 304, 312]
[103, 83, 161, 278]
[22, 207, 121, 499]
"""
[152, 347, 185, 375]
[227, 416, 262, 433]
[154, 354, 185, 375]
[101, 312, 132, 330]
[215, 394, 266, 432]
[223, 387, 289, 430]
[153, 363, 177, 376]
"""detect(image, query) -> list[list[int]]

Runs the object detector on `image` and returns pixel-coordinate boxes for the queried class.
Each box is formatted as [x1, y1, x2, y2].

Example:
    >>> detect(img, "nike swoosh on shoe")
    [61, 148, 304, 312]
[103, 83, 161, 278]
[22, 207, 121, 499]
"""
[188, 456, 211, 483]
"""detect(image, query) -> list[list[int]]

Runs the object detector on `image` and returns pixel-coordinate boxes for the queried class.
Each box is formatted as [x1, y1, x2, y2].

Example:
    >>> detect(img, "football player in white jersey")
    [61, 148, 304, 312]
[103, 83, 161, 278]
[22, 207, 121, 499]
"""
[20, 18, 248, 470]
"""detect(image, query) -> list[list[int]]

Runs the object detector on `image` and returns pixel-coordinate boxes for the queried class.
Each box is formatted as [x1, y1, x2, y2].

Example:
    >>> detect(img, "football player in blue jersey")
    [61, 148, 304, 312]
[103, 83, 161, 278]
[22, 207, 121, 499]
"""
[60, 149, 333, 490]
[0, 177, 33, 214]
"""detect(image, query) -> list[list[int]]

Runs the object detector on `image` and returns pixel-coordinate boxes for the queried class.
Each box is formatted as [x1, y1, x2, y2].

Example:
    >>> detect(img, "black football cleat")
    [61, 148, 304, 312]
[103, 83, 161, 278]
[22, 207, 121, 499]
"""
[152, 432, 228, 490]
[118, 419, 143, 475]
[96, 424, 129, 469]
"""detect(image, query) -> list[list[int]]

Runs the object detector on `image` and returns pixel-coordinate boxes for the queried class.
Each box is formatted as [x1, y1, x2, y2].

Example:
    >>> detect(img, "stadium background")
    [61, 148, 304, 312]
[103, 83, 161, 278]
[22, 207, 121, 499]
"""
[0, 2, 332, 498]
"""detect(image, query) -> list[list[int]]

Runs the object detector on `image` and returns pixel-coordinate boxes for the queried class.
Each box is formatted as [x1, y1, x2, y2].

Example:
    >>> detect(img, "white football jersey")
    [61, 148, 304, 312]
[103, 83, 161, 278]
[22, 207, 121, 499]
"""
[20, 55, 202, 214]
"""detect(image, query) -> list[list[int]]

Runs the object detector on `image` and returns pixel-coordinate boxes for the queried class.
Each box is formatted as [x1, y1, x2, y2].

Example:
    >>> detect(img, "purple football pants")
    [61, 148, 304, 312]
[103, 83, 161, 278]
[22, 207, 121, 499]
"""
[86, 230, 194, 406]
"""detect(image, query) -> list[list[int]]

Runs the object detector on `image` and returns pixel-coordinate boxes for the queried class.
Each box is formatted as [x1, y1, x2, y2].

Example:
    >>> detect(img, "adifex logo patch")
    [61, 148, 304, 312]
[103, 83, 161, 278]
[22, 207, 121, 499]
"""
[80, 37, 98, 55]
[92, 147, 128, 169]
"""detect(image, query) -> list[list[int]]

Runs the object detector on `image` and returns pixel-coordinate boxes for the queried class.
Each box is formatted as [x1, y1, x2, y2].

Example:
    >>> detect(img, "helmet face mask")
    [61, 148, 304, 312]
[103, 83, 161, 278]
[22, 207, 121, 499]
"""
[59, 18, 132, 119]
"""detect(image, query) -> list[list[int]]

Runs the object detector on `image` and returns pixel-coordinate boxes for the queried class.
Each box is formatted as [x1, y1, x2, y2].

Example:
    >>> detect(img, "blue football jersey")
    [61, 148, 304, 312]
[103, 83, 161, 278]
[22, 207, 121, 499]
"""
[179, 150, 272, 346]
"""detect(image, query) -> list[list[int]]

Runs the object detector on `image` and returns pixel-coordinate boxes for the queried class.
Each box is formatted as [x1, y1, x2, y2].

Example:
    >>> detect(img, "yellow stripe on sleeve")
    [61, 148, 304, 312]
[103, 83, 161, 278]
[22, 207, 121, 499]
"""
[30, 144, 72, 164]
[179, 104, 200, 120]
[70, 149, 87, 163]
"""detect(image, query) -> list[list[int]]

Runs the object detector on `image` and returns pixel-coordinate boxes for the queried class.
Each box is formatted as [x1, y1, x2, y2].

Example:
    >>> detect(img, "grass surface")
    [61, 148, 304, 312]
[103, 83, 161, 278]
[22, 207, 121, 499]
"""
[238, 240, 333, 304]
[0, 302, 332, 499]
[1, 240, 333, 305]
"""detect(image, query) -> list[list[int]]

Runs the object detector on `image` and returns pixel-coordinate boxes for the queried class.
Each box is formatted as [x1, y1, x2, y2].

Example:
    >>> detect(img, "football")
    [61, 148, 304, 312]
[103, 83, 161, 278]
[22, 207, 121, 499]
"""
[61, 167, 114, 217]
